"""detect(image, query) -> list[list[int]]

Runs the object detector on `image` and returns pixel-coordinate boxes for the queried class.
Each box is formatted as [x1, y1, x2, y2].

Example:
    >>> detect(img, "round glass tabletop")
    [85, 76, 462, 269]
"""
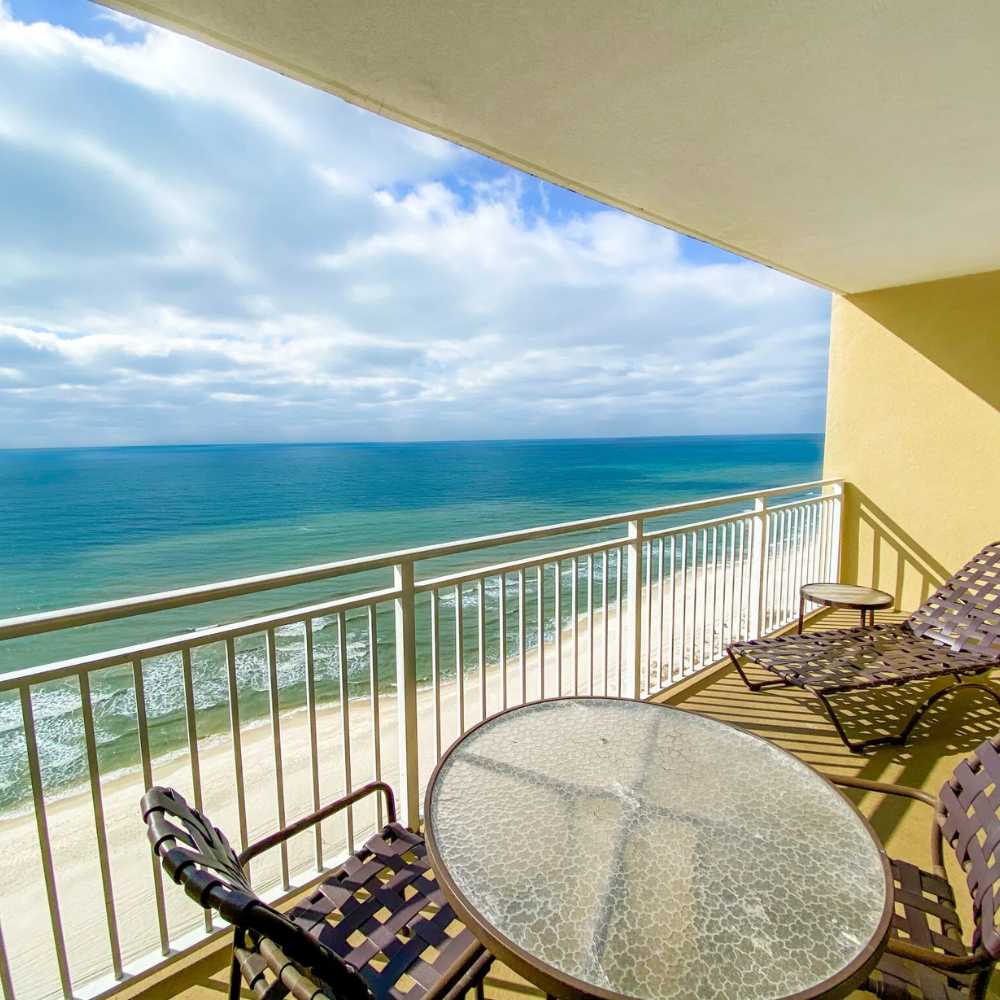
[801, 583, 894, 608]
[426, 699, 890, 1000]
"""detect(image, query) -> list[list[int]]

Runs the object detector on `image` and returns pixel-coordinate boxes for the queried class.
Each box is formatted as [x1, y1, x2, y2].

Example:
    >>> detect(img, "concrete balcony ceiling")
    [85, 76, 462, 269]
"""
[102, 1, 1000, 295]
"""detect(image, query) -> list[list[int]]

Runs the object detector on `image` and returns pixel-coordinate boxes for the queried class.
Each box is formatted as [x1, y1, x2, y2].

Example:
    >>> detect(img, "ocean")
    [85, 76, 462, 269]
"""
[0, 435, 822, 808]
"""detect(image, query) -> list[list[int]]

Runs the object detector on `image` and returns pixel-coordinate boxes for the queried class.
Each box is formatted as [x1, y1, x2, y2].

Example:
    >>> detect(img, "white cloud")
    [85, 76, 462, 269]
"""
[0, 6, 831, 448]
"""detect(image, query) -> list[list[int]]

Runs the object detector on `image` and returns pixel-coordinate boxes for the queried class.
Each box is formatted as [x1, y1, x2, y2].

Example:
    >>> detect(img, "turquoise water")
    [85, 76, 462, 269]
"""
[0, 436, 822, 807]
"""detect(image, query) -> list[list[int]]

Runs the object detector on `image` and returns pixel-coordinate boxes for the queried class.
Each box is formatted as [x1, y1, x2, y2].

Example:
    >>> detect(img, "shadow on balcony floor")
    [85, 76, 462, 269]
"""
[133, 607, 1000, 1000]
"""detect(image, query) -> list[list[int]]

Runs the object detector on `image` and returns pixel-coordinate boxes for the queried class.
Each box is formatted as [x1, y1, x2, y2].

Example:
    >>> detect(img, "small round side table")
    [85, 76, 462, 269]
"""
[799, 582, 893, 633]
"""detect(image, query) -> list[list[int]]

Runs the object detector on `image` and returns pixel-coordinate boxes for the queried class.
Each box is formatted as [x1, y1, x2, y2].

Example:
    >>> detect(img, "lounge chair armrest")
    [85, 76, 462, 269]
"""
[821, 773, 938, 809]
[820, 772, 946, 872]
[239, 781, 397, 865]
[885, 938, 993, 973]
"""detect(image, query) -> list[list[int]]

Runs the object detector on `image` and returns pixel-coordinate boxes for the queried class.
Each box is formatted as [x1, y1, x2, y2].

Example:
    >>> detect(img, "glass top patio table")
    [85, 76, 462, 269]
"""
[424, 698, 891, 1000]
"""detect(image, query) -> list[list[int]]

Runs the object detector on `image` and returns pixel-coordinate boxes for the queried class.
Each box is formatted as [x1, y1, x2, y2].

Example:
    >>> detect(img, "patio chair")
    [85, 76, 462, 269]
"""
[823, 732, 1000, 999]
[141, 782, 492, 1000]
[727, 541, 1000, 751]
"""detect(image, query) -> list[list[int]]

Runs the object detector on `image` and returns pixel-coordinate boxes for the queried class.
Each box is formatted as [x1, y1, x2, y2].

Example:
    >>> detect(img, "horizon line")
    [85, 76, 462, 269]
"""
[0, 430, 825, 453]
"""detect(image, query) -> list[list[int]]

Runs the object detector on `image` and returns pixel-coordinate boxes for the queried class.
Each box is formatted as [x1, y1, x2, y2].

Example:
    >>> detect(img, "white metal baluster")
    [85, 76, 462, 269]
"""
[680, 533, 690, 674]
[819, 498, 830, 584]
[718, 524, 736, 658]
[616, 547, 624, 695]
[131, 660, 170, 955]
[795, 506, 806, 608]
[393, 562, 420, 831]
[224, 637, 249, 850]
[455, 583, 465, 732]
[554, 562, 563, 696]
[656, 538, 666, 690]
[498, 575, 508, 710]
[587, 554, 595, 694]
[813, 502, 823, 582]
[735, 521, 745, 640]
[795, 507, 804, 610]
[733, 522, 741, 639]
[265, 628, 290, 888]
[688, 532, 698, 669]
[601, 551, 609, 695]
[785, 508, 798, 622]
[782, 510, 794, 625]
[20, 686, 74, 997]
[367, 606, 383, 829]
[626, 520, 644, 698]
[735, 520, 744, 639]
[78, 671, 126, 969]
[787, 508, 797, 614]
[713, 524, 729, 659]
[518, 569, 527, 705]
[644, 541, 653, 691]
[336, 616, 354, 852]
[710, 526, 719, 660]
[725, 524, 735, 650]
[768, 511, 781, 629]
[771, 510, 782, 627]
[179, 649, 211, 931]
[536, 565, 545, 699]
[304, 620, 323, 867]
[751, 499, 768, 638]
[804, 503, 814, 585]
[787, 509, 797, 623]
[431, 591, 442, 759]
[478, 577, 487, 720]
[700, 529, 709, 666]
[770, 511, 782, 629]
[718, 525, 727, 658]
[816, 501, 826, 582]
[830, 482, 844, 581]
[571, 557, 579, 695]
[668, 536, 677, 683]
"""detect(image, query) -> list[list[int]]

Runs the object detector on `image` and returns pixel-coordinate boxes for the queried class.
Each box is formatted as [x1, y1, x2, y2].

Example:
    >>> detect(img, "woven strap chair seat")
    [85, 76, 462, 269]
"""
[286, 822, 481, 1000]
[730, 623, 997, 695]
[864, 858, 974, 1000]
[143, 784, 490, 1000]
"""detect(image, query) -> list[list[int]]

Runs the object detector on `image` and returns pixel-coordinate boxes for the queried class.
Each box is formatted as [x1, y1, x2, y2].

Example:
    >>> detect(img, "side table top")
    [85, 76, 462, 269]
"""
[801, 582, 894, 609]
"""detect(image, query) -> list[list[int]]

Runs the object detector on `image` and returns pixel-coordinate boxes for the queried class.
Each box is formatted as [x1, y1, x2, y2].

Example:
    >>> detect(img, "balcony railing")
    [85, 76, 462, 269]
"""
[0, 478, 842, 1000]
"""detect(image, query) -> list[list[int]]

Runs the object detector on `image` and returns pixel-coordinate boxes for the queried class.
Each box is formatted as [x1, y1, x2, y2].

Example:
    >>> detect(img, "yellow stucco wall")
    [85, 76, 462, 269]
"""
[823, 269, 1000, 610]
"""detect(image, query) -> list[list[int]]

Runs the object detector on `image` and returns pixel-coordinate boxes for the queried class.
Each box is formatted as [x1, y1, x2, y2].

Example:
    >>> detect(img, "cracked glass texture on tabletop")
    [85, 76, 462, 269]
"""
[428, 699, 887, 1000]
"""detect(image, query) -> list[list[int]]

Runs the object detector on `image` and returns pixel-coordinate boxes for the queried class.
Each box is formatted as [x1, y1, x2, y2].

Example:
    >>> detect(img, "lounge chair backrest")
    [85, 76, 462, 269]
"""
[141, 786, 370, 1000]
[906, 541, 1000, 654]
[938, 735, 1000, 958]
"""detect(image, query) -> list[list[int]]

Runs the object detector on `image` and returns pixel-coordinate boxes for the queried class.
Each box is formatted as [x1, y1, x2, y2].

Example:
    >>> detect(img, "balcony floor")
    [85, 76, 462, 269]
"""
[128, 608, 1000, 1000]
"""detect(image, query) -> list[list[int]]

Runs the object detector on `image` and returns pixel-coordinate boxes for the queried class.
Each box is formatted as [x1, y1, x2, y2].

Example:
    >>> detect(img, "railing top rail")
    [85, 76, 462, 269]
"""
[0, 585, 400, 691]
[0, 478, 842, 642]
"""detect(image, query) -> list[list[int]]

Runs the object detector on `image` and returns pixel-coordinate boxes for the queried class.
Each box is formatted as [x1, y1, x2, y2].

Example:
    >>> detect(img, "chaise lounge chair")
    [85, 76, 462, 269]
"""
[142, 781, 492, 1000]
[727, 541, 1000, 752]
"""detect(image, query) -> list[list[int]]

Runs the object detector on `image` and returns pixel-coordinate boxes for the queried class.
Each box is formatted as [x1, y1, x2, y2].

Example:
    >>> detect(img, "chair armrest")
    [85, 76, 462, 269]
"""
[239, 780, 397, 865]
[885, 937, 993, 973]
[819, 773, 945, 873]
[821, 773, 938, 808]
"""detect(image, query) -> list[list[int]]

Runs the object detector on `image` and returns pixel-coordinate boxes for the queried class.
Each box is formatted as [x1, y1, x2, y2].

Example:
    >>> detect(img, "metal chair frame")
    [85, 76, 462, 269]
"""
[822, 737, 1000, 998]
[142, 781, 492, 1000]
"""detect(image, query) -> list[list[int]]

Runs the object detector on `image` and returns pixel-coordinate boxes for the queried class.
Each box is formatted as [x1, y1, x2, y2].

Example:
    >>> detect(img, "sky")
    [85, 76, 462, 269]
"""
[0, 0, 832, 448]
